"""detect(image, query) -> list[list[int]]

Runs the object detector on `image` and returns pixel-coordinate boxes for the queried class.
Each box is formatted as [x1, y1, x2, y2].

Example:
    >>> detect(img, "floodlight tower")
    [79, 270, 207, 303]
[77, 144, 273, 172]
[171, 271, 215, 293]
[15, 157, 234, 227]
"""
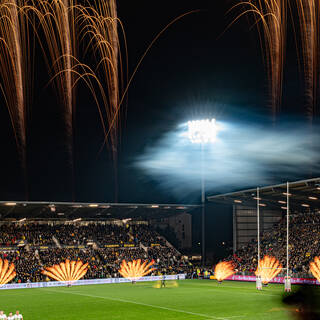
[187, 119, 217, 266]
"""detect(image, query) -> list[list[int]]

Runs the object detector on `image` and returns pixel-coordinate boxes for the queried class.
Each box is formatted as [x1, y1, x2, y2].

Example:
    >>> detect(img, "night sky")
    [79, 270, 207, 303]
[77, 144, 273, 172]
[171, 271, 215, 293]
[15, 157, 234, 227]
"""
[0, 1, 317, 256]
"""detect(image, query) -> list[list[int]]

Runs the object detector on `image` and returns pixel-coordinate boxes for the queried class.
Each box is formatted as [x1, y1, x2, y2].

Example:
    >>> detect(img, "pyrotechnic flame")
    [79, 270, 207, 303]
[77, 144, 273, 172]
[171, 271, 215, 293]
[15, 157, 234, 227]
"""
[231, 0, 286, 117]
[119, 259, 155, 280]
[255, 255, 282, 284]
[0, 258, 16, 285]
[214, 261, 235, 282]
[42, 259, 88, 282]
[310, 256, 320, 282]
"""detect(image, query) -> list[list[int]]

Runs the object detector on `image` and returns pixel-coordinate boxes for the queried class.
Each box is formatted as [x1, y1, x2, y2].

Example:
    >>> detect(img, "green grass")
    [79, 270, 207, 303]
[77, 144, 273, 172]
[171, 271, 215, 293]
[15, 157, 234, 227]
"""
[0, 280, 298, 319]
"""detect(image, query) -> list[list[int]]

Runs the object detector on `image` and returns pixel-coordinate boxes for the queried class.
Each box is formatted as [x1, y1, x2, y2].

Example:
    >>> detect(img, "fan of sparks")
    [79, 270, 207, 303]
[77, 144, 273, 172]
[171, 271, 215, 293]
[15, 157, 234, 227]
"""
[119, 259, 155, 280]
[214, 261, 235, 282]
[310, 256, 320, 282]
[42, 259, 88, 282]
[0, 258, 16, 285]
[255, 255, 282, 284]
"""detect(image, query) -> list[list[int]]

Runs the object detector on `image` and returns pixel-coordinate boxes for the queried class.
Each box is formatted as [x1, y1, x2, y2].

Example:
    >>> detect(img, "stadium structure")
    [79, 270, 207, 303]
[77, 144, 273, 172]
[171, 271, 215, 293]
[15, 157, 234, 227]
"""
[208, 177, 320, 252]
[0, 201, 198, 284]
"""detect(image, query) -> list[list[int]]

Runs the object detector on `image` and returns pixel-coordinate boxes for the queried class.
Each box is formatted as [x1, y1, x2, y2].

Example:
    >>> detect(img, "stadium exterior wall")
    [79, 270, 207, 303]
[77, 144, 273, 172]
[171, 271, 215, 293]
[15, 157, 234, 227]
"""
[0, 274, 186, 290]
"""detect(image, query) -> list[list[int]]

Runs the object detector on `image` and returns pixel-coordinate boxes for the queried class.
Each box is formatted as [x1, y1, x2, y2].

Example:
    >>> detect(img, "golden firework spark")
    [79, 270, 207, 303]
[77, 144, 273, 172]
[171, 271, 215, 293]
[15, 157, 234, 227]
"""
[42, 259, 88, 282]
[295, 0, 318, 120]
[0, 258, 16, 285]
[0, 0, 31, 188]
[255, 255, 282, 284]
[119, 259, 155, 280]
[231, 0, 286, 118]
[310, 256, 320, 282]
[214, 261, 235, 282]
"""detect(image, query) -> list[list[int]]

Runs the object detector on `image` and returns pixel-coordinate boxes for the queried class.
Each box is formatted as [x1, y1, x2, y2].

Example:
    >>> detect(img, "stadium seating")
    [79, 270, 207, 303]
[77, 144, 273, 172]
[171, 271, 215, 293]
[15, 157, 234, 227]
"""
[228, 212, 320, 277]
[0, 222, 191, 282]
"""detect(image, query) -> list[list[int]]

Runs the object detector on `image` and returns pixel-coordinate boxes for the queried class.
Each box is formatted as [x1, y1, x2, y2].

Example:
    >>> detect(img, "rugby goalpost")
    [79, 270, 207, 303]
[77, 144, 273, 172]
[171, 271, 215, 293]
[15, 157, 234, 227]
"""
[255, 182, 291, 292]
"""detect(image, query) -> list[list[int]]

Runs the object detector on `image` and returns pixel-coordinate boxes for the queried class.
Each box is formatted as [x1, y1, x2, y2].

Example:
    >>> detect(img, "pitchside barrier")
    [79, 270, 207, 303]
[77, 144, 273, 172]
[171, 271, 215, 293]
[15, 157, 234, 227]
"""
[0, 274, 186, 290]
[224, 275, 319, 285]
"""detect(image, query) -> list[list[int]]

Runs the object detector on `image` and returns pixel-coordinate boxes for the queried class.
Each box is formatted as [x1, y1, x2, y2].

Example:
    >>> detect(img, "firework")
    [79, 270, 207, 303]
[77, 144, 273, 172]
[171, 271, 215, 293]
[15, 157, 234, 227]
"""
[255, 255, 282, 284]
[42, 259, 88, 282]
[0, 0, 30, 189]
[310, 256, 320, 282]
[119, 259, 155, 280]
[214, 261, 235, 282]
[0, 258, 16, 285]
[232, 0, 286, 117]
[295, 0, 318, 119]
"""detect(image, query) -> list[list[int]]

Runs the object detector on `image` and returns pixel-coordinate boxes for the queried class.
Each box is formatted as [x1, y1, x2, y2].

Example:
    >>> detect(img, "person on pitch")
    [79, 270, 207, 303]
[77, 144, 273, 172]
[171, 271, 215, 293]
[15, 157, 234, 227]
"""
[14, 311, 23, 320]
[0, 310, 7, 320]
[161, 274, 166, 288]
[7, 313, 14, 320]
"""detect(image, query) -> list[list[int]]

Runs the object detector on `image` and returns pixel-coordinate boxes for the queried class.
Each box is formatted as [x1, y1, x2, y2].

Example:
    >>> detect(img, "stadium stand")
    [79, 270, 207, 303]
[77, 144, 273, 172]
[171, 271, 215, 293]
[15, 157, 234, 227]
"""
[0, 222, 192, 282]
[228, 211, 320, 277]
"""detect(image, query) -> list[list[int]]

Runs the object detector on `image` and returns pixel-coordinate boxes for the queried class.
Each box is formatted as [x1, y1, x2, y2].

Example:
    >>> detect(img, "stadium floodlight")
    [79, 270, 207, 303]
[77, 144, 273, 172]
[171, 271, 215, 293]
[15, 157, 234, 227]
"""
[187, 119, 217, 144]
[186, 118, 218, 267]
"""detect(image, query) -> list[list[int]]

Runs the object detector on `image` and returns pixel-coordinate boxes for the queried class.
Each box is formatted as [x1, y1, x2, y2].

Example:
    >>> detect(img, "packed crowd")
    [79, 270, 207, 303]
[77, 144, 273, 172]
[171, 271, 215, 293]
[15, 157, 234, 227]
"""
[0, 223, 167, 247]
[228, 212, 320, 276]
[0, 222, 190, 283]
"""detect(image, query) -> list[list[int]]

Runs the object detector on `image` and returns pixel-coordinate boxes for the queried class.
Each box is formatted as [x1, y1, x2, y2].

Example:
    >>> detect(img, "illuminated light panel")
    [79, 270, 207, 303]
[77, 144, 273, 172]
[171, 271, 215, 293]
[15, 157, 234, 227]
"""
[301, 204, 310, 207]
[281, 206, 288, 210]
[72, 218, 81, 222]
[18, 218, 26, 222]
[234, 200, 242, 203]
[253, 197, 261, 200]
[176, 206, 186, 210]
[151, 205, 159, 208]
[0, 259, 16, 285]
[282, 193, 292, 196]
[89, 204, 98, 208]
[4, 202, 16, 206]
[308, 196, 318, 200]
[214, 261, 235, 282]
[278, 200, 286, 204]
[42, 259, 88, 282]
[255, 256, 282, 284]
[187, 119, 217, 144]
[259, 203, 266, 207]
[119, 259, 155, 280]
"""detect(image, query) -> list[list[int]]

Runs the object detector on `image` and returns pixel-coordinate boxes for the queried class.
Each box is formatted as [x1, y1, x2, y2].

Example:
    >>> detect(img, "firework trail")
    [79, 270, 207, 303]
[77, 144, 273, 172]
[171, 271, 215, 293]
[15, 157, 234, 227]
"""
[295, 0, 318, 120]
[76, 0, 126, 199]
[0, 258, 16, 285]
[28, 0, 77, 191]
[255, 255, 282, 284]
[0, 0, 30, 192]
[42, 259, 88, 282]
[214, 261, 235, 282]
[310, 256, 320, 282]
[232, 0, 286, 118]
[119, 259, 155, 280]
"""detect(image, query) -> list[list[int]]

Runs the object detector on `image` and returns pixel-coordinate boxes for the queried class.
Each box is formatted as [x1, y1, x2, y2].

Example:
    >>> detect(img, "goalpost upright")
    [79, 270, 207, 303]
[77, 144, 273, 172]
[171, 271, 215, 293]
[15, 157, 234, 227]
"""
[256, 187, 262, 290]
[256, 183, 291, 291]
[285, 181, 291, 291]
